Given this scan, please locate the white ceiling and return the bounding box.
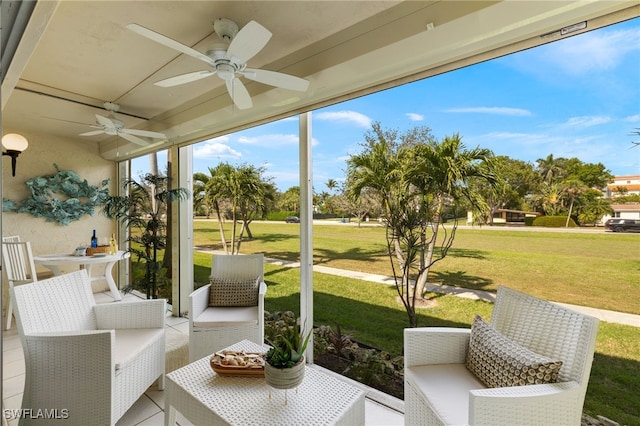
[2,1,638,161]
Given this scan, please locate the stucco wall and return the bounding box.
[2,130,119,319]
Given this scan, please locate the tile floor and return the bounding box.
[2,291,404,425]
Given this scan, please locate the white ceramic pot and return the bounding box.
[264,357,305,389]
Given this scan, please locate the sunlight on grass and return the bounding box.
[192,220,640,423]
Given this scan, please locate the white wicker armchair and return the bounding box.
[404,286,599,426]
[10,270,166,425]
[188,253,267,361]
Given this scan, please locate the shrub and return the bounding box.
[266,211,299,221]
[266,312,404,399]
[532,215,577,227]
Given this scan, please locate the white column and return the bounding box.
[176,145,194,317]
[299,112,314,363]
[116,160,130,290]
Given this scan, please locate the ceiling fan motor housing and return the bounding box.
[213,18,239,41]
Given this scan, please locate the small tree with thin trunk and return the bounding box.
[347,123,496,327]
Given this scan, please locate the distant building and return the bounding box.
[467,209,541,226]
[602,175,640,222]
[606,174,640,197]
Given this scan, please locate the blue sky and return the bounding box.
[135,17,640,192]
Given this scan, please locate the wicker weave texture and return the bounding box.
[403,286,599,426]
[166,340,365,425]
[10,270,166,425]
[189,254,267,361]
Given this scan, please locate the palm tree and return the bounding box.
[103,173,189,299]
[192,172,211,217]
[326,178,338,193]
[405,134,496,302]
[347,122,401,216]
[538,182,563,215]
[204,163,273,254]
[536,154,565,184]
[347,124,496,327]
[562,178,587,227]
[201,165,232,253]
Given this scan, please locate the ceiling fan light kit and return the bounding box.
[127,18,310,110]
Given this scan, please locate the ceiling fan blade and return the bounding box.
[95,114,115,128]
[122,128,167,139]
[226,20,271,64]
[226,78,252,110]
[155,70,215,87]
[242,68,310,92]
[118,132,150,147]
[79,130,105,136]
[127,23,215,67]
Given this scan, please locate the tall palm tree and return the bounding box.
[536,154,565,184]
[204,163,273,254]
[347,122,401,216]
[202,165,232,253]
[326,178,338,193]
[405,134,496,301]
[562,178,587,227]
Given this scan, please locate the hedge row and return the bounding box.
[532,215,577,227]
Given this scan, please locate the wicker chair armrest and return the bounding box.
[404,327,471,367]
[95,299,166,329]
[22,331,114,422]
[189,284,211,322]
[469,382,580,425]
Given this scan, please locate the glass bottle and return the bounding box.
[109,233,118,255]
[91,229,98,248]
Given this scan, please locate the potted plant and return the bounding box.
[264,318,312,390]
[102,173,189,299]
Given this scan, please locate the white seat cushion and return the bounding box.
[193,306,258,327]
[406,364,485,426]
[113,328,164,371]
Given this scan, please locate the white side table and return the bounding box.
[165,340,365,425]
[33,251,130,301]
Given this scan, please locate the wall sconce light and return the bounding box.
[2,133,29,177]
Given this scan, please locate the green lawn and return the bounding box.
[194,220,640,315]
[192,220,640,424]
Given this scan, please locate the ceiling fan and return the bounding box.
[79,102,167,146]
[127,18,310,110]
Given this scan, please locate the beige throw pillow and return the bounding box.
[208,276,260,307]
[465,315,563,388]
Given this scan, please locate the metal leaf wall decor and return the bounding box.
[2,164,110,225]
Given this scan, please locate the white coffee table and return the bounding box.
[165,340,365,425]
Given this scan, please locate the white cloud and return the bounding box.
[508,27,640,77]
[444,107,532,116]
[406,113,424,121]
[237,133,300,147]
[623,114,640,123]
[193,138,241,159]
[561,116,611,128]
[315,110,372,128]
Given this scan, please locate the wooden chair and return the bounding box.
[188,254,267,361]
[2,240,38,330]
